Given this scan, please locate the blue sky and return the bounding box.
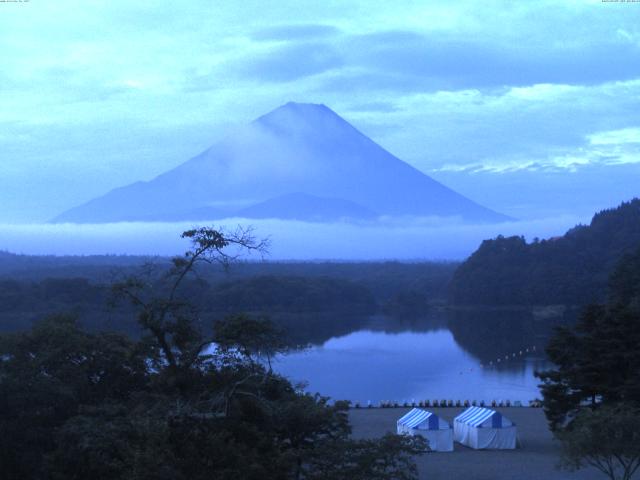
[0,0,639,223]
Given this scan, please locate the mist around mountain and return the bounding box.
[235,192,378,222]
[53,102,509,224]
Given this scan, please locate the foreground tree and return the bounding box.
[536,246,640,479]
[303,434,426,480]
[558,404,640,480]
[111,226,269,374]
[0,314,146,479]
[1,227,426,479]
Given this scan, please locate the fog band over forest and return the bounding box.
[0,214,582,259]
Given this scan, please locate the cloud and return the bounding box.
[251,24,340,41]
[588,127,640,145]
[0,215,583,260]
[231,42,343,82]
[431,122,640,175]
[313,20,640,94]
[346,78,640,173]
[430,162,640,220]
[343,100,399,113]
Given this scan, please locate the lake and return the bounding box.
[274,326,549,405]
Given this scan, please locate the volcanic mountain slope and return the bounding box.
[54,102,510,223]
[235,193,378,222]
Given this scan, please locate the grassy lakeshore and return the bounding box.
[349,407,602,480]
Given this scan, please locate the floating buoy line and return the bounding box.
[356,398,543,409]
[349,345,545,409]
[480,345,537,370]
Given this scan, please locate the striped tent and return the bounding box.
[397,408,453,452]
[454,406,517,450]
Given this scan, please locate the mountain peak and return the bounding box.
[254,101,348,134]
[259,101,333,119]
[53,102,511,224]
[280,101,331,113]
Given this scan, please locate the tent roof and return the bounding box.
[397,408,435,429]
[454,406,509,428]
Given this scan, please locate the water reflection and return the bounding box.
[276,309,565,404]
[275,328,549,405]
[445,306,578,364]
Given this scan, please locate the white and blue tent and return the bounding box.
[397,408,453,452]
[453,406,517,450]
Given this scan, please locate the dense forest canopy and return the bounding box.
[449,199,640,306]
[0,255,456,346]
[0,253,456,302]
[538,245,640,426]
[205,275,376,314]
[0,227,427,479]
[535,246,640,480]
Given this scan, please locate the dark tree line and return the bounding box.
[0,274,375,318]
[0,227,426,480]
[0,259,447,350]
[536,246,640,480]
[0,250,457,304]
[450,199,640,306]
[206,275,376,314]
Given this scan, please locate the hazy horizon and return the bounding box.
[0,213,585,260]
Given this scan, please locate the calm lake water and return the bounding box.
[274,328,549,405]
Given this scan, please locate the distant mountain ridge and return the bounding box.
[53,102,510,224]
[449,198,640,306]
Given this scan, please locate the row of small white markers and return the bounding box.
[351,345,543,408]
[355,399,543,408]
[481,345,537,368]
[452,345,538,376]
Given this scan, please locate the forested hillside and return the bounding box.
[449,199,640,306]
[0,253,456,300]
[0,258,456,344]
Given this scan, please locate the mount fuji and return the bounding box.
[53,102,510,224]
